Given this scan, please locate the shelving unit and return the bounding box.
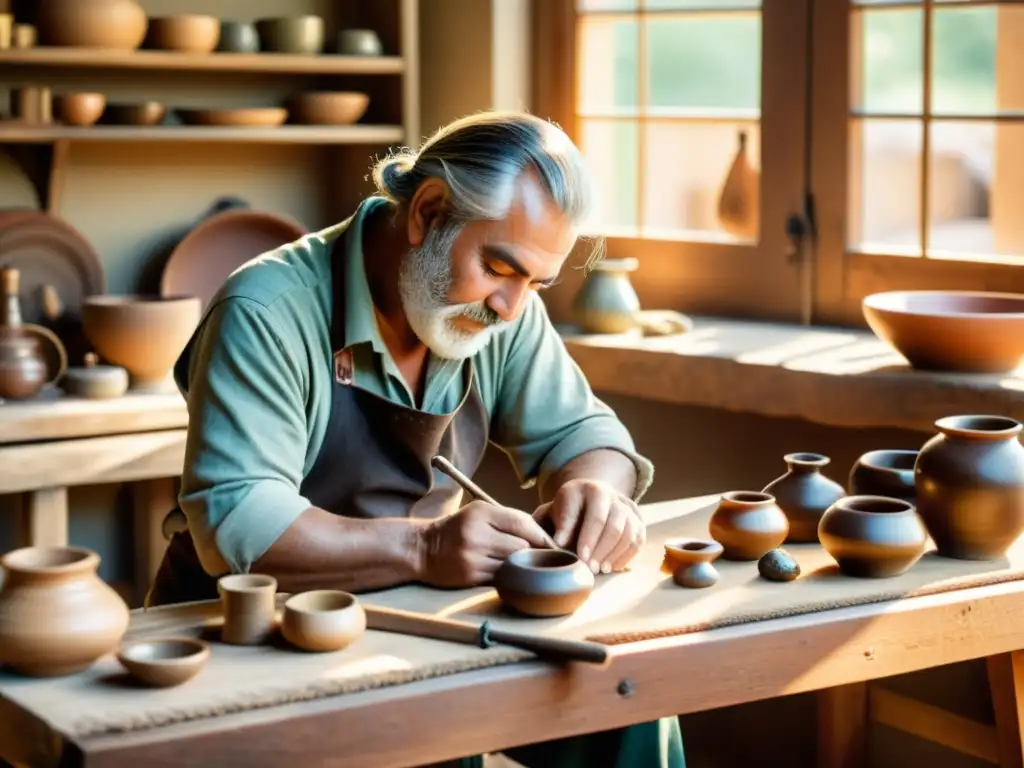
[0,124,406,144]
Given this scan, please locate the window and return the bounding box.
[533,0,1024,326]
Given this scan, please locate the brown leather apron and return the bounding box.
[146,233,490,607]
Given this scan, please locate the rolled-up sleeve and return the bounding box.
[178,297,312,575]
[489,294,654,502]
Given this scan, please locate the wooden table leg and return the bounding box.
[818,682,868,768]
[132,477,177,605]
[988,652,1024,768]
[16,487,68,548]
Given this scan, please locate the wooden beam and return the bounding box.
[818,683,868,768]
[988,652,1024,768]
[15,487,68,548]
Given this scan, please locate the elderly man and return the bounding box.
[149,111,685,767]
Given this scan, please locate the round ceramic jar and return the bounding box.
[493,548,595,617]
[818,495,927,578]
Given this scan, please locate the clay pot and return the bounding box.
[762,452,846,543]
[59,352,128,399]
[81,294,201,390]
[36,0,148,50]
[717,130,760,239]
[571,257,641,334]
[849,449,918,502]
[709,491,790,561]
[288,92,370,126]
[145,15,221,54]
[0,546,130,676]
[0,268,68,400]
[217,21,259,53]
[255,16,325,54]
[56,92,106,127]
[915,415,1024,560]
[281,590,366,652]
[336,28,383,56]
[664,538,723,588]
[116,637,209,687]
[818,496,928,578]
[493,548,595,617]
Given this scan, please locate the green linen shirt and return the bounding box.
[174,197,655,576]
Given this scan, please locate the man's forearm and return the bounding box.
[251,507,427,593]
[540,448,638,503]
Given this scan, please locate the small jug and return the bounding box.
[572,257,641,334]
[0,267,67,400]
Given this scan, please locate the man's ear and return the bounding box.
[407,178,450,247]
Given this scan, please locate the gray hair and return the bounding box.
[371,111,603,265]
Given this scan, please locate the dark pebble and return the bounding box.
[758,548,800,582]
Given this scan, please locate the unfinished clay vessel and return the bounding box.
[665,538,723,588]
[709,491,789,561]
[0,546,130,676]
[849,449,918,502]
[281,590,366,652]
[116,637,210,687]
[915,415,1024,560]
[818,496,927,578]
[762,453,846,543]
[494,548,594,617]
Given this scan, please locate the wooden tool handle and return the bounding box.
[486,626,609,666]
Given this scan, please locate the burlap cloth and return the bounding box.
[3,494,1023,739]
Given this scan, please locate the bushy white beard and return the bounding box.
[397,222,509,360]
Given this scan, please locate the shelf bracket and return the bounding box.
[4,138,70,217]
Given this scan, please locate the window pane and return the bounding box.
[642,122,760,240]
[577,0,637,10]
[848,119,922,254]
[854,8,923,114]
[578,18,638,114]
[928,121,1024,264]
[580,120,640,235]
[933,6,1024,115]
[646,14,761,111]
[644,0,760,8]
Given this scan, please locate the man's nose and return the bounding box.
[487,282,530,323]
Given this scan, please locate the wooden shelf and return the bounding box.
[0,48,406,75]
[0,124,405,144]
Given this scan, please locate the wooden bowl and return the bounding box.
[145,15,220,53]
[104,102,165,126]
[255,16,324,54]
[289,92,369,126]
[81,294,201,390]
[863,290,1024,374]
[493,548,595,617]
[281,590,366,652]
[116,637,210,687]
[56,92,105,126]
[178,108,288,127]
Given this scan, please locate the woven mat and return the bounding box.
[2,494,1023,739]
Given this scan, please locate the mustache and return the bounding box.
[457,302,504,327]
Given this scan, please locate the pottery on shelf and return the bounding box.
[493,548,595,617]
[0,267,67,400]
[717,130,760,239]
[571,257,641,335]
[849,449,918,502]
[59,352,129,399]
[281,590,367,652]
[218,574,278,646]
[144,15,221,54]
[56,92,106,127]
[762,452,846,543]
[0,546,130,676]
[818,495,928,578]
[709,491,789,561]
[915,415,1024,560]
[255,16,325,54]
[216,21,259,52]
[336,28,383,56]
[665,538,724,588]
[36,0,148,50]
[116,637,210,687]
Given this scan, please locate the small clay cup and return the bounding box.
[116,637,210,687]
[217,21,259,52]
[665,538,724,588]
[849,449,918,502]
[218,574,277,645]
[709,491,789,561]
[335,28,382,56]
[255,16,324,54]
[818,495,928,578]
[493,548,595,617]
[281,590,366,652]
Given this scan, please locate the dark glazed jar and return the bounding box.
[915,415,1024,560]
[849,449,918,502]
[818,496,927,578]
[762,453,846,543]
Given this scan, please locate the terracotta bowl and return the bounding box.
[281,590,367,653]
[493,548,595,617]
[145,15,220,53]
[288,92,369,126]
[255,16,324,54]
[116,637,210,687]
[863,290,1024,374]
[818,495,928,578]
[81,294,202,390]
[178,108,288,127]
[56,92,106,126]
[848,449,918,501]
[104,102,165,126]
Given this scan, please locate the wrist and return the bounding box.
[402,518,432,582]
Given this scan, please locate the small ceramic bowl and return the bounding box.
[217,20,259,52]
[59,352,128,399]
[145,15,221,53]
[104,102,166,126]
[56,92,105,126]
[664,537,724,588]
[281,590,367,652]
[335,28,382,56]
[255,16,324,54]
[116,637,210,687]
[818,495,928,578]
[288,91,369,126]
[493,548,595,617]
[848,449,918,502]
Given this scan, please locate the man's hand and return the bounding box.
[417,501,556,588]
[533,479,645,574]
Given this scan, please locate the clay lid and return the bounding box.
[65,352,126,382]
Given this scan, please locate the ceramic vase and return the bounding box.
[709,491,789,561]
[664,538,724,588]
[571,257,641,334]
[818,496,927,578]
[0,546,130,676]
[493,548,594,617]
[36,0,148,50]
[848,449,918,502]
[915,415,1024,560]
[762,452,846,543]
[717,130,760,239]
